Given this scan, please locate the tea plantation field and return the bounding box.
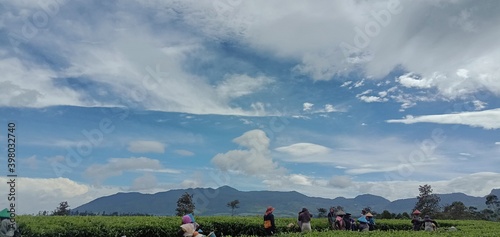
[15,215,499,237]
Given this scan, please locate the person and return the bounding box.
[361,209,367,216]
[0,208,19,237]
[263,206,276,236]
[327,207,336,230]
[422,215,438,231]
[178,214,203,237]
[343,213,354,231]
[365,212,375,231]
[334,210,346,230]
[411,210,423,231]
[357,216,369,232]
[298,208,312,232]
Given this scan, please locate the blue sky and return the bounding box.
[1,0,500,214]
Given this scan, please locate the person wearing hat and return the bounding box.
[357,216,369,232]
[423,215,438,231]
[0,208,19,237]
[334,210,346,230]
[343,213,354,231]
[263,206,276,236]
[411,210,423,231]
[365,212,375,231]
[178,214,204,237]
[298,208,313,232]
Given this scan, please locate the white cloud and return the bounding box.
[328,176,354,189]
[303,102,314,111]
[472,100,487,110]
[356,89,390,103]
[21,155,38,169]
[262,172,500,202]
[0,59,89,108]
[127,140,165,153]
[288,174,313,186]
[211,129,285,177]
[175,149,195,156]
[397,72,433,89]
[459,152,472,157]
[174,1,500,99]
[353,80,365,88]
[275,143,331,157]
[273,134,466,179]
[387,108,500,129]
[358,95,388,103]
[130,173,158,191]
[215,74,273,100]
[302,103,341,114]
[0,1,274,116]
[4,1,500,115]
[3,1,500,115]
[0,177,119,215]
[340,81,352,87]
[84,157,178,184]
[324,104,336,112]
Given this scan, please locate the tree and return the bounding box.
[52,201,70,216]
[380,210,392,219]
[485,194,500,220]
[414,184,441,216]
[467,206,481,220]
[442,201,467,219]
[317,208,327,218]
[227,199,240,216]
[176,192,195,216]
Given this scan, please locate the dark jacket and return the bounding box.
[264,213,276,232]
[298,210,312,223]
[411,217,422,231]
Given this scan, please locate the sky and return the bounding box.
[1,0,500,215]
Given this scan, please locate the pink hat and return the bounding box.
[182,215,191,224]
[265,206,275,215]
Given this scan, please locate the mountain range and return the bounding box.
[73,186,500,217]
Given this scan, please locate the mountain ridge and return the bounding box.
[73,186,500,217]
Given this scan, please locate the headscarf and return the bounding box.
[182,215,192,224]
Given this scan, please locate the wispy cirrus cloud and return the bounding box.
[127,140,166,153]
[84,157,179,185]
[387,108,500,129]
